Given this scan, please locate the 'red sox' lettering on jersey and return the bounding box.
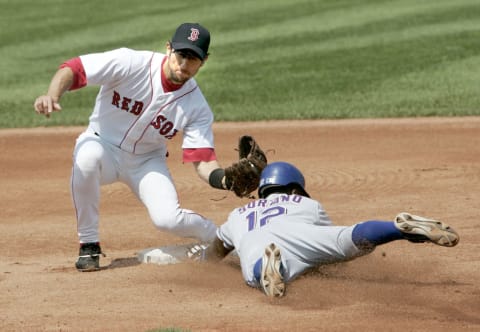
[110,90,177,139]
[80,47,214,155]
[150,114,178,139]
[111,90,144,116]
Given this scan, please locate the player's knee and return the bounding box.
[74,139,104,174]
[150,210,179,232]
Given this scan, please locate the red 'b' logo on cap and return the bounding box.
[188,28,200,41]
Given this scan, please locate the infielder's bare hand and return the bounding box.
[34,95,62,118]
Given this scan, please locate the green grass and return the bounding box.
[1,0,480,127]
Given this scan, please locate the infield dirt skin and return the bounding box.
[1,118,479,332]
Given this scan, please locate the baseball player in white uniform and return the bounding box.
[197,162,460,297]
[33,23,239,271]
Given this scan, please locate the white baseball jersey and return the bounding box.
[70,47,218,244]
[80,47,214,155]
[217,193,363,286]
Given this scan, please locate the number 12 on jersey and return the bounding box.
[245,206,287,231]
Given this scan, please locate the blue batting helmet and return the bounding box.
[258,162,310,198]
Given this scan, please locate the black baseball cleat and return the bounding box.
[75,242,105,271]
[395,212,459,247]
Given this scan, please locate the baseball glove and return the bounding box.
[224,135,268,198]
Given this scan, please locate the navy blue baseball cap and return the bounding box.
[171,23,210,60]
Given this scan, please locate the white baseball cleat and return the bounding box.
[260,243,285,297]
[395,212,459,247]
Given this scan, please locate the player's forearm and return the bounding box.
[195,160,220,183]
[46,67,74,101]
[34,67,74,116]
[195,160,232,190]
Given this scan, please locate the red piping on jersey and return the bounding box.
[118,52,156,149]
[133,84,200,153]
[71,164,80,233]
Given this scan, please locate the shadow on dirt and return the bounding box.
[102,257,141,270]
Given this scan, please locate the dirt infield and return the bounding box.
[1,118,479,332]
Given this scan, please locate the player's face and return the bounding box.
[165,43,205,84]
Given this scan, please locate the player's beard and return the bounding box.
[168,70,189,85]
[165,59,190,85]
